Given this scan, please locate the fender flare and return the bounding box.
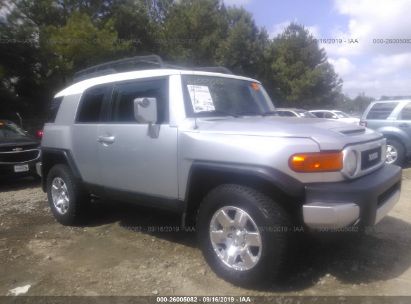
[40,148,82,191]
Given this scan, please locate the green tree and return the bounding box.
[215,7,268,77]
[44,11,129,80]
[160,0,226,65]
[266,23,342,107]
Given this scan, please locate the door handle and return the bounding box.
[399,123,409,128]
[97,135,115,144]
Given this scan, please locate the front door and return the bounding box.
[98,77,178,199]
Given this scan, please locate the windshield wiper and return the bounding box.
[211,110,240,118]
[261,110,279,116]
[233,111,261,116]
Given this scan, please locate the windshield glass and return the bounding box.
[182,75,275,117]
[0,120,27,139]
[296,110,316,118]
[333,111,349,118]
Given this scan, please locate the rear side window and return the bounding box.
[47,97,63,123]
[77,86,110,123]
[312,112,323,118]
[324,112,338,119]
[366,102,398,120]
[399,103,411,120]
[109,78,168,123]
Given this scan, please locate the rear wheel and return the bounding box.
[46,164,89,225]
[197,184,291,286]
[386,139,405,166]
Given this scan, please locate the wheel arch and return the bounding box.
[182,161,305,227]
[41,148,82,192]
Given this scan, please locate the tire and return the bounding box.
[197,184,291,286]
[46,164,89,225]
[386,139,405,166]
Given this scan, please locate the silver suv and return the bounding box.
[41,56,402,285]
[361,100,411,166]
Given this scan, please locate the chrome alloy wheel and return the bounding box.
[386,144,398,164]
[51,177,70,215]
[209,206,262,271]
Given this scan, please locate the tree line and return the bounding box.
[0,0,370,122]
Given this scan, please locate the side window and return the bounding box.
[47,96,63,123]
[77,86,109,123]
[110,78,168,123]
[324,112,335,119]
[366,102,398,120]
[399,103,411,120]
[312,112,323,118]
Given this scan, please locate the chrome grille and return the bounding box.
[0,149,40,164]
[342,139,385,179]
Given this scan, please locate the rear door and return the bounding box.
[98,77,179,199]
[71,85,112,186]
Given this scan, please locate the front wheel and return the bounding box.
[197,184,291,286]
[386,139,405,166]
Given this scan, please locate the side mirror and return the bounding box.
[134,97,157,124]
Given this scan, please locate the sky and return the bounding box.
[224,0,411,99]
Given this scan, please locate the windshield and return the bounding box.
[333,111,350,118]
[182,75,275,117]
[296,110,316,118]
[0,120,27,139]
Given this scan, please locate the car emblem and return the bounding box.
[12,147,23,152]
[368,152,378,161]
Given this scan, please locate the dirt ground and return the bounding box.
[0,167,411,296]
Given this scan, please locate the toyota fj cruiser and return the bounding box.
[41,55,402,285]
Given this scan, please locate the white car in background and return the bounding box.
[309,110,360,124]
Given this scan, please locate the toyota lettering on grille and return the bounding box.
[361,147,382,170]
[368,152,379,162]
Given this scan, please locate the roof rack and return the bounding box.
[73,55,232,83]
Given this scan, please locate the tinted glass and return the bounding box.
[311,112,323,118]
[110,79,168,123]
[366,102,398,120]
[182,75,274,117]
[77,86,108,123]
[399,103,411,120]
[324,112,336,119]
[0,120,27,139]
[47,97,63,123]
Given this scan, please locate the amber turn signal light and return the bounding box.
[289,152,343,173]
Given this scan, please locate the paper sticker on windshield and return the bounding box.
[187,85,215,113]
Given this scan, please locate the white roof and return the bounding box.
[55,69,259,98]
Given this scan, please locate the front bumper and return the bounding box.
[303,164,402,229]
[0,160,41,178]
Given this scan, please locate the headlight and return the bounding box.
[343,149,358,177]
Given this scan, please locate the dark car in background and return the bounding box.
[360,100,411,166]
[0,120,41,179]
[275,108,317,118]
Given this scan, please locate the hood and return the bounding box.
[193,116,382,150]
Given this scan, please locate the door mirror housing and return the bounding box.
[134,97,158,124]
